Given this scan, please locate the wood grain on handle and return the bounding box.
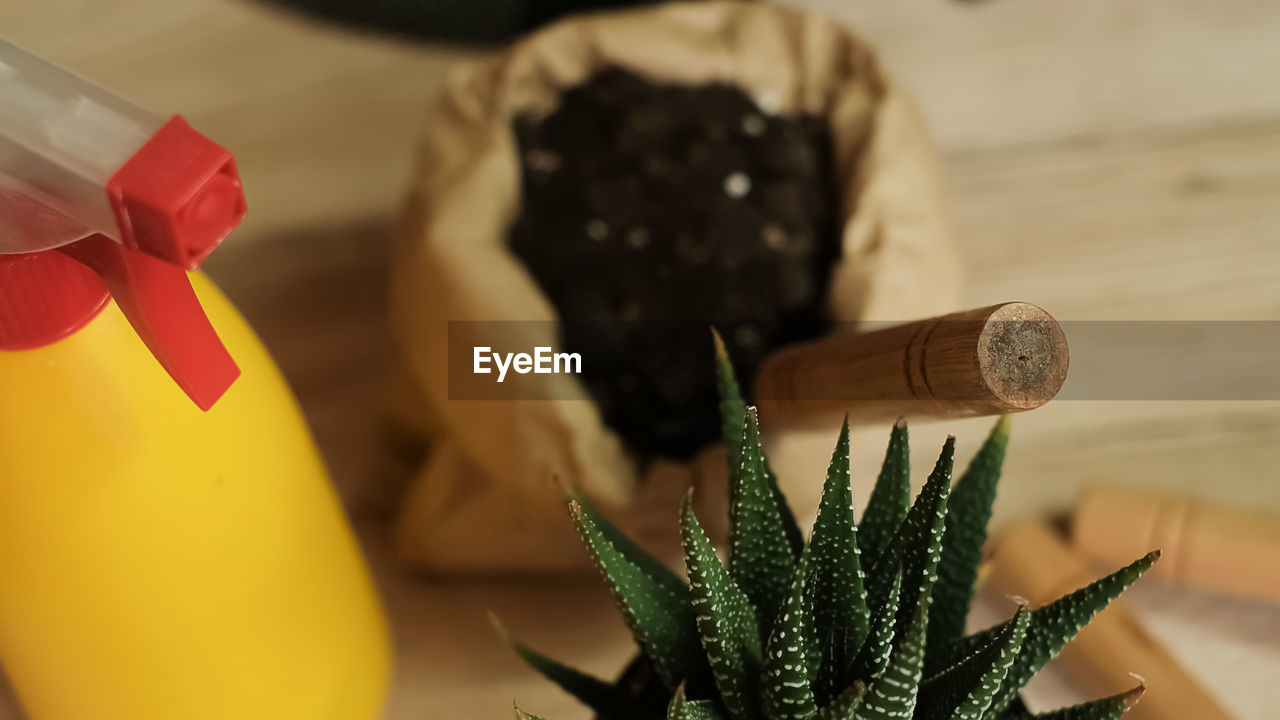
[754,302,1069,429]
[987,519,1233,720]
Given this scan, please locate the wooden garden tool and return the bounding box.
[1074,485,1280,606]
[755,301,1069,429]
[987,519,1233,720]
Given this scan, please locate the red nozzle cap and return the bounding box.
[107,115,247,270]
[0,237,239,410]
[0,251,109,350]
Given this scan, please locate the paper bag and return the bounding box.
[389,1,960,573]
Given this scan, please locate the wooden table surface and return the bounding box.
[2,0,1278,718]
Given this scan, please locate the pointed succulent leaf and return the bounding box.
[570,501,705,690]
[1001,684,1144,720]
[930,417,1011,655]
[668,682,731,720]
[806,419,870,706]
[713,328,749,475]
[813,680,867,720]
[959,552,1161,715]
[729,408,799,626]
[575,493,689,603]
[681,495,763,720]
[759,552,817,720]
[848,568,901,686]
[514,705,550,720]
[873,437,954,641]
[915,604,1029,720]
[858,419,910,566]
[714,333,803,558]
[498,620,648,720]
[828,596,929,720]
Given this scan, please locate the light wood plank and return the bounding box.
[4,0,1280,242]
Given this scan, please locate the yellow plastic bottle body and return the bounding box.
[0,274,390,720]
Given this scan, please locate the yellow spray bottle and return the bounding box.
[0,39,390,720]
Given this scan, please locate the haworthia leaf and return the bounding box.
[915,604,1029,720]
[514,704,550,720]
[930,417,1011,656]
[729,408,799,628]
[828,596,930,720]
[848,568,901,686]
[681,495,763,720]
[858,419,910,567]
[875,437,954,642]
[575,493,689,604]
[1001,684,1144,720]
[806,419,870,706]
[669,682,731,720]
[759,552,817,720]
[813,680,867,720]
[497,619,647,720]
[964,552,1161,715]
[570,501,705,690]
[713,328,749,478]
[713,332,804,558]
[1002,697,1031,717]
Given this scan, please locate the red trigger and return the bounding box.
[61,235,239,411]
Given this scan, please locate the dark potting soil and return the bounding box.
[509,67,843,461]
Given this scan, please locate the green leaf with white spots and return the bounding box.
[827,596,930,720]
[575,493,689,604]
[1000,684,1144,720]
[952,551,1161,715]
[859,420,910,567]
[516,349,1164,720]
[813,680,868,720]
[915,604,1029,720]
[759,552,817,720]
[681,494,763,720]
[729,408,799,629]
[805,418,870,706]
[713,329,749,476]
[930,417,1011,656]
[848,568,901,686]
[570,500,705,691]
[819,676,870,717]
[714,333,804,558]
[873,437,954,642]
[669,682,731,720]
[498,618,649,720]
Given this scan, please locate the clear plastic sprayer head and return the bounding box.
[0,38,164,254]
[0,37,245,410]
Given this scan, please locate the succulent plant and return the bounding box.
[503,338,1157,720]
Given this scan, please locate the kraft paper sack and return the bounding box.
[389,1,961,573]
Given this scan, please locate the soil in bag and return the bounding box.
[509,67,844,461]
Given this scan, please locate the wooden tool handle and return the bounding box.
[987,519,1233,720]
[1074,485,1280,605]
[754,302,1069,429]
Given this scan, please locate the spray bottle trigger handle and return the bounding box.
[61,234,239,411]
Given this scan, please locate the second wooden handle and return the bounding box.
[987,520,1233,720]
[755,302,1069,428]
[1074,485,1280,605]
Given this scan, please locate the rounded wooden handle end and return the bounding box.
[755,301,1069,428]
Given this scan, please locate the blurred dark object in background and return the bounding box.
[258,0,679,44]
